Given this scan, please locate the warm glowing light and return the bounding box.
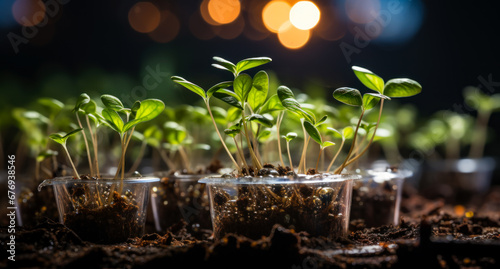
[289,1,320,30]
[200,0,220,25]
[12,0,46,27]
[148,10,180,43]
[128,2,161,33]
[465,211,474,218]
[454,205,465,216]
[262,1,291,33]
[345,0,380,24]
[208,0,241,24]
[215,16,245,40]
[278,21,310,49]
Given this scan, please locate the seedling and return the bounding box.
[49,128,83,178]
[282,132,297,171]
[332,66,421,174]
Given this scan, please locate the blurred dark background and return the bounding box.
[1,0,499,157]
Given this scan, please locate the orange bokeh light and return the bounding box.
[208,0,241,24]
[128,2,161,33]
[278,21,310,49]
[215,16,245,40]
[262,1,291,33]
[148,10,180,43]
[12,0,46,27]
[200,0,220,26]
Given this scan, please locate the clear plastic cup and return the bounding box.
[150,172,213,232]
[200,173,357,240]
[38,176,159,244]
[350,169,412,228]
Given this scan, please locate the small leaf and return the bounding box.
[247,114,273,128]
[326,127,342,139]
[257,128,272,142]
[352,66,385,93]
[207,81,233,99]
[303,121,322,146]
[22,111,49,124]
[384,78,422,97]
[226,107,242,122]
[362,93,381,111]
[343,126,355,139]
[333,87,363,107]
[123,99,165,132]
[38,98,64,114]
[132,131,145,141]
[235,57,272,75]
[81,99,97,114]
[102,108,124,134]
[73,93,90,113]
[171,76,206,100]
[316,115,328,126]
[281,99,315,124]
[213,90,243,110]
[36,149,58,162]
[277,85,295,102]
[322,141,335,148]
[285,132,297,142]
[212,56,237,74]
[233,73,253,101]
[49,128,83,145]
[131,101,141,114]
[101,94,124,111]
[259,94,284,113]
[164,121,187,145]
[224,128,240,137]
[248,71,269,111]
[193,143,211,151]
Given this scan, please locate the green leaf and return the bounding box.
[322,141,335,148]
[131,101,141,114]
[73,93,90,113]
[333,87,363,107]
[277,85,295,102]
[123,99,165,132]
[281,99,315,124]
[36,149,58,162]
[224,128,240,137]
[257,128,272,142]
[226,107,242,123]
[259,94,284,113]
[38,98,64,114]
[384,78,422,97]
[233,73,253,101]
[207,81,233,99]
[303,121,322,146]
[132,131,145,141]
[316,115,328,126]
[248,71,269,111]
[22,111,49,124]
[164,121,187,145]
[171,76,206,100]
[212,56,237,74]
[343,126,355,139]
[284,132,297,142]
[213,90,243,110]
[49,128,83,145]
[102,108,124,134]
[247,114,273,128]
[81,99,97,114]
[101,94,124,111]
[326,127,342,139]
[352,66,385,93]
[362,93,381,111]
[235,57,272,75]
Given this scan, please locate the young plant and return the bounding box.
[49,128,83,178]
[282,132,297,171]
[332,66,422,174]
[172,56,274,172]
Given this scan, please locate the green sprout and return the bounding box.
[332,66,421,174]
[49,128,83,178]
[282,132,297,171]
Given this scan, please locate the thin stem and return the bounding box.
[335,109,366,174]
[315,147,323,171]
[205,100,240,170]
[114,136,125,180]
[276,112,285,167]
[342,99,385,170]
[93,127,100,178]
[178,146,191,172]
[327,139,345,173]
[127,141,147,175]
[159,148,177,171]
[76,113,93,176]
[252,125,263,163]
[121,127,136,181]
[469,109,491,159]
[286,141,294,171]
[297,121,308,174]
[85,115,99,177]
[62,145,79,178]
[233,136,249,169]
[241,112,262,170]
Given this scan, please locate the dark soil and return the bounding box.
[3,186,499,268]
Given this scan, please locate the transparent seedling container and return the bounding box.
[39,176,158,244]
[201,173,357,240]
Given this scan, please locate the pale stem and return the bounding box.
[241,112,262,170]
[76,113,94,176]
[178,145,191,172]
[469,109,491,159]
[127,141,147,175]
[85,115,99,177]
[326,139,345,173]
[276,112,285,167]
[315,146,323,171]
[233,136,249,169]
[159,148,177,171]
[286,141,294,171]
[334,109,366,174]
[62,144,79,178]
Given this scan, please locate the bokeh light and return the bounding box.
[345,0,380,24]
[278,21,310,49]
[1,0,17,28]
[262,1,291,33]
[200,0,220,26]
[128,2,161,33]
[215,16,245,39]
[148,10,180,43]
[289,1,320,30]
[12,0,46,27]
[208,0,241,24]
[316,6,346,41]
[189,11,218,40]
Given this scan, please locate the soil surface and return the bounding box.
[2,184,500,268]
